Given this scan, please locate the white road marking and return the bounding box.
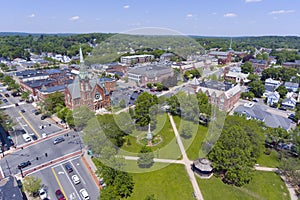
[0,165,4,178]
[51,156,81,169]
[60,164,81,199]
[58,171,64,175]
[70,160,86,185]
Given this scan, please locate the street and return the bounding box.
[30,157,100,200]
[0,131,82,177]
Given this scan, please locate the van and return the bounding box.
[22,134,32,142]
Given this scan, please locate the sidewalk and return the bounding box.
[81,151,102,189]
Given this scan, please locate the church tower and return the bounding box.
[78,47,92,108]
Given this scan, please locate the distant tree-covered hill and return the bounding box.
[0,32,299,61]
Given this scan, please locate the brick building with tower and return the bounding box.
[64,48,110,111]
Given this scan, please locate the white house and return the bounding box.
[267,91,280,106]
[265,78,281,92]
[281,97,297,109]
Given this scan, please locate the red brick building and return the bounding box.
[64,48,111,111]
[196,81,241,111]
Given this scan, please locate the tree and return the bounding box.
[44,91,65,114]
[23,176,42,196]
[180,123,192,139]
[134,92,158,127]
[138,146,154,168]
[247,73,260,82]
[73,106,95,130]
[248,80,265,98]
[208,125,256,186]
[95,160,134,200]
[119,98,126,108]
[155,83,163,91]
[146,83,153,89]
[21,91,30,100]
[276,85,288,98]
[241,61,254,74]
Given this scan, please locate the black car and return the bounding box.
[53,137,65,145]
[15,103,19,107]
[65,164,73,173]
[4,94,9,97]
[18,161,31,169]
[2,99,7,103]
[41,115,47,120]
[30,134,38,141]
[20,109,25,113]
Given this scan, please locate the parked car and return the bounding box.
[29,133,38,141]
[41,115,47,120]
[79,189,89,200]
[2,99,7,103]
[20,109,25,113]
[53,137,65,145]
[72,175,80,185]
[65,164,73,173]
[18,161,31,169]
[22,133,32,142]
[55,189,66,200]
[4,93,9,97]
[39,188,47,200]
[15,103,19,106]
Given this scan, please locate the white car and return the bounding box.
[72,174,80,185]
[22,133,31,142]
[39,188,47,200]
[42,133,47,138]
[79,189,89,200]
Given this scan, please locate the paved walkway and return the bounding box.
[168,113,204,200]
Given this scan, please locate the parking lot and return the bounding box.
[0,88,64,147]
[30,156,100,200]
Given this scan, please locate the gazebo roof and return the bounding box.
[193,158,213,172]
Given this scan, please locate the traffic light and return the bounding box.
[45,153,48,157]
[36,157,39,160]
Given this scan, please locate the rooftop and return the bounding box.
[234,104,292,130]
[0,176,23,200]
[128,65,173,78]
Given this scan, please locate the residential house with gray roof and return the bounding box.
[234,103,293,130]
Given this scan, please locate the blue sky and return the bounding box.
[1,0,299,36]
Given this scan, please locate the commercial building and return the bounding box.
[127,65,174,86]
[120,54,154,64]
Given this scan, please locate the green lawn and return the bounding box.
[256,149,280,168]
[127,163,195,200]
[197,171,289,200]
[119,114,181,159]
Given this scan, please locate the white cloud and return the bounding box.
[269,10,294,15]
[245,0,262,3]
[123,5,130,9]
[28,13,35,18]
[186,13,193,18]
[69,16,80,21]
[224,13,237,17]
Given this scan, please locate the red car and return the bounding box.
[55,190,66,200]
